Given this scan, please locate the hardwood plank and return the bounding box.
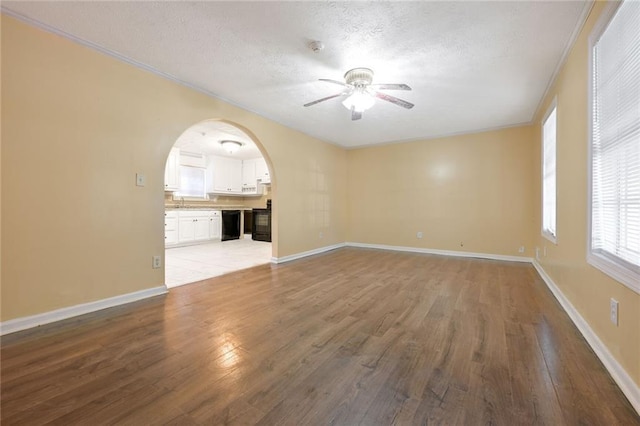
[1,248,637,425]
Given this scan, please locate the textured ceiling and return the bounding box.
[2,1,590,148]
[175,121,263,161]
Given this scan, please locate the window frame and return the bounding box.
[586,0,640,294]
[541,98,558,244]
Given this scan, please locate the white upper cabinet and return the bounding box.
[164,147,180,191]
[242,159,258,194]
[204,155,268,195]
[207,156,243,194]
[255,158,270,184]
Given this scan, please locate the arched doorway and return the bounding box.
[162,119,276,288]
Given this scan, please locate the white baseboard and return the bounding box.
[271,243,346,264]
[0,286,168,336]
[532,261,640,414]
[345,242,533,263]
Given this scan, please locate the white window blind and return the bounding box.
[176,166,206,198]
[589,0,640,292]
[542,105,557,242]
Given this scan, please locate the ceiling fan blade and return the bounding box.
[370,83,411,91]
[303,93,345,107]
[319,78,348,87]
[373,91,414,109]
[351,109,362,121]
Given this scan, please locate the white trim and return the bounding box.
[344,121,532,150]
[586,0,640,295]
[0,286,168,336]
[271,243,346,264]
[542,231,557,245]
[587,252,640,295]
[534,0,594,119]
[345,242,532,263]
[532,261,640,415]
[541,98,558,245]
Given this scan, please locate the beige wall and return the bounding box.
[531,1,639,387]
[1,15,348,321]
[347,126,535,258]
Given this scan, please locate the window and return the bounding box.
[175,166,206,198]
[588,0,640,293]
[542,102,557,243]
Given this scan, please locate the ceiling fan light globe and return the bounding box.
[341,92,375,112]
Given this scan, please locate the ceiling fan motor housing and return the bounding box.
[344,68,374,87]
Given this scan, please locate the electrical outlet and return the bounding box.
[152,255,161,269]
[319,231,323,239]
[518,246,525,253]
[416,231,423,239]
[610,298,618,326]
[535,247,540,260]
[136,173,146,187]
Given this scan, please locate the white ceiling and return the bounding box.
[2,1,591,148]
[175,121,263,161]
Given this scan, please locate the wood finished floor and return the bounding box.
[1,248,638,425]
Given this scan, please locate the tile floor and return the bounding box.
[165,235,272,288]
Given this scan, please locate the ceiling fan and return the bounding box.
[304,68,414,121]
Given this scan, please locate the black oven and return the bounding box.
[252,208,271,242]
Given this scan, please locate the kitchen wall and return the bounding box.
[347,125,535,258]
[163,190,271,209]
[1,15,348,321]
[531,1,639,388]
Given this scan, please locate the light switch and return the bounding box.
[136,173,146,187]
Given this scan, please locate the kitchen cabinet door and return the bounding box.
[164,147,180,191]
[209,156,243,194]
[179,212,210,243]
[255,158,270,183]
[209,211,221,239]
[242,159,257,194]
[165,211,178,246]
[194,217,209,241]
[228,159,243,192]
[178,217,196,242]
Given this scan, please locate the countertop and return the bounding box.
[164,205,255,211]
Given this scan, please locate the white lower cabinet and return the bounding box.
[164,211,178,245]
[166,210,222,247]
[194,215,210,241]
[209,211,221,240]
[178,216,196,243]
